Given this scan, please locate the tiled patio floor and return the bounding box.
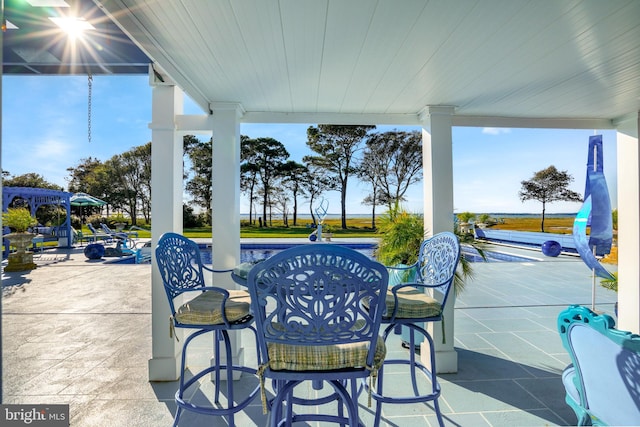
[1,240,618,426]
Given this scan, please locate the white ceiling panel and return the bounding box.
[97,0,640,126]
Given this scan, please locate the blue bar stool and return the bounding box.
[367,231,460,427]
[247,244,389,426]
[155,232,260,426]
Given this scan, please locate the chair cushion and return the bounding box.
[381,287,442,319]
[267,336,386,371]
[175,289,251,325]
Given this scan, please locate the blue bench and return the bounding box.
[558,305,640,426]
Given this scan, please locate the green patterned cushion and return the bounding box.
[382,287,442,319]
[175,289,251,325]
[267,336,386,371]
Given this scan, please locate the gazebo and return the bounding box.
[2,187,73,248]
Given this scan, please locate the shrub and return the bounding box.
[457,212,476,223]
[2,208,38,232]
[86,214,107,228]
[108,214,129,227]
[376,206,425,265]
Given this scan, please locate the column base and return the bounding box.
[148,356,181,381]
[420,343,458,374]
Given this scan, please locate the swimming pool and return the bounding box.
[198,243,538,264]
[200,243,376,264]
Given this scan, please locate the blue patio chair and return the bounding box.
[155,232,260,427]
[247,244,389,426]
[100,223,139,239]
[558,305,640,426]
[366,231,460,427]
[86,223,112,242]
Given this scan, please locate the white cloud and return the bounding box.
[482,127,511,135]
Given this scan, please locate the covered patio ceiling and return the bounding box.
[3,1,640,127]
[91,0,640,127]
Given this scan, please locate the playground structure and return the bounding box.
[308,198,329,242]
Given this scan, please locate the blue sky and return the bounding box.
[3,75,618,216]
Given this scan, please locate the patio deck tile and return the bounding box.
[481,409,569,427]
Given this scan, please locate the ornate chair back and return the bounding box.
[247,244,388,363]
[415,231,460,310]
[155,232,207,315]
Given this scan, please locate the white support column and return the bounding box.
[616,112,640,334]
[148,84,184,381]
[211,103,242,273]
[211,102,245,374]
[421,105,457,373]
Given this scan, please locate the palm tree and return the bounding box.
[376,205,484,294]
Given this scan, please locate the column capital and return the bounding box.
[418,105,456,122]
[614,110,640,138]
[210,102,245,118]
[148,64,176,86]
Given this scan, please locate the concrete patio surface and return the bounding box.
[1,239,618,426]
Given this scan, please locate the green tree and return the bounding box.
[305,124,375,229]
[279,161,308,226]
[240,135,260,225]
[361,130,423,212]
[183,203,202,228]
[299,166,335,226]
[102,143,151,225]
[66,158,111,218]
[68,159,111,199]
[2,173,62,190]
[519,165,582,232]
[245,137,289,226]
[184,136,213,221]
[357,150,383,229]
[67,157,104,194]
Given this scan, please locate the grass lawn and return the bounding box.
[60,215,580,241]
[183,215,576,238]
[489,216,575,233]
[185,217,378,239]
